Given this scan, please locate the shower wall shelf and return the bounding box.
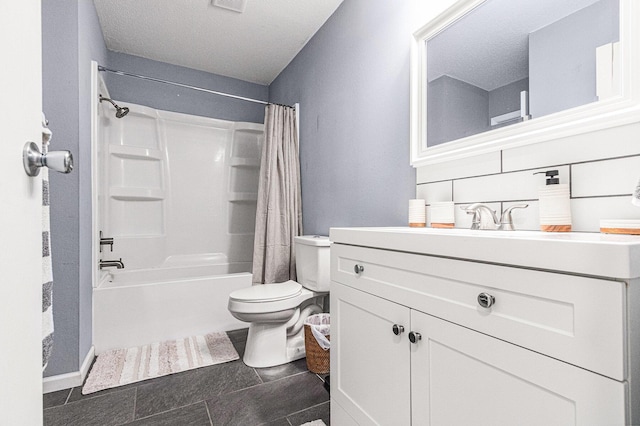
[230,158,260,168]
[109,145,163,161]
[110,187,165,201]
[228,192,258,202]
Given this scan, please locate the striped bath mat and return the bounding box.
[82,332,239,394]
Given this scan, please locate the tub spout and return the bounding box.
[99,258,125,269]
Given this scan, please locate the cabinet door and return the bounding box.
[410,310,626,426]
[331,282,411,426]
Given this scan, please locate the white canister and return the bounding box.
[536,170,571,232]
[430,201,455,228]
[408,199,426,227]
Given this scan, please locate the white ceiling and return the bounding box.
[93,0,344,85]
[427,0,604,91]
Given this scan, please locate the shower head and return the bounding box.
[99,95,129,118]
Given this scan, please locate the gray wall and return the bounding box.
[427,76,529,146]
[106,52,268,124]
[42,0,108,377]
[428,76,490,146]
[42,0,81,377]
[529,0,619,118]
[268,0,416,235]
[488,78,529,118]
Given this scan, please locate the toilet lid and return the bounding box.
[229,280,302,303]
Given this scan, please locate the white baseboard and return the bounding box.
[43,346,95,394]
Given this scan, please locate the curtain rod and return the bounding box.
[98,65,279,107]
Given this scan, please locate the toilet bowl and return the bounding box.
[228,236,330,368]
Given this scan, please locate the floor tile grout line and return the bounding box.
[285,400,330,420]
[64,388,73,405]
[45,386,135,409]
[253,367,265,384]
[132,400,211,422]
[205,400,215,426]
[132,387,137,422]
[226,369,312,397]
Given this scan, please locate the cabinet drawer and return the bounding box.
[331,243,626,381]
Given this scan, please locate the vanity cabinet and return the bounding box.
[329,229,638,426]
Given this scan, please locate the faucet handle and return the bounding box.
[499,204,529,230]
[460,205,481,229]
[462,203,500,230]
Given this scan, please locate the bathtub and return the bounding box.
[93,263,252,353]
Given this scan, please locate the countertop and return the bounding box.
[329,227,640,279]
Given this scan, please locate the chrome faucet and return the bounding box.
[462,203,528,230]
[99,231,114,252]
[99,258,125,269]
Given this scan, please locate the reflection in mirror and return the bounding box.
[426,0,619,147]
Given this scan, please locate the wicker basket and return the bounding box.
[304,324,330,374]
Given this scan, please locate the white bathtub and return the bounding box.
[93,264,252,353]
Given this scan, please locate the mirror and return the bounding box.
[410,0,636,166]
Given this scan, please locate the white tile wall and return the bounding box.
[416,181,452,203]
[502,122,640,172]
[416,123,640,233]
[453,165,570,203]
[572,156,640,197]
[416,151,501,184]
[572,196,640,232]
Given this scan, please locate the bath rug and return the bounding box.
[300,420,326,426]
[82,332,239,394]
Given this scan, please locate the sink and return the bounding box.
[329,226,640,279]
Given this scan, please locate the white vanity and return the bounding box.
[329,227,640,425]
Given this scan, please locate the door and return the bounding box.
[410,310,626,426]
[0,0,44,424]
[331,282,411,426]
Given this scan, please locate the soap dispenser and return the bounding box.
[534,170,571,232]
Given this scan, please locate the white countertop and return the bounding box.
[329,227,640,279]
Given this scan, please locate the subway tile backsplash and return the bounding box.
[572,155,640,198]
[416,128,640,232]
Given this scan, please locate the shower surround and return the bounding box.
[94,98,262,353]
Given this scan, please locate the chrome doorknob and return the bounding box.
[477,292,495,308]
[23,141,73,177]
[392,324,405,335]
[354,264,364,274]
[408,331,422,344]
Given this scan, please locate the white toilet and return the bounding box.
[228,235,330,368]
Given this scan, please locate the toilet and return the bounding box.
[228,235,330,368]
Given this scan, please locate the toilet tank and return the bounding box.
[295,235,331,292]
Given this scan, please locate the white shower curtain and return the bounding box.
[252,104,302,284]
[42,114,54,370]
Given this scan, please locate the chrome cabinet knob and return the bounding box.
[408,331,422,344]
[477,292,495,308]
[392,324,405,335]
[354,264,364,274]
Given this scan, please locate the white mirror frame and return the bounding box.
[410,0,640,167]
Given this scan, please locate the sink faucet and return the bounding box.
[462,203,528,230]
[99,258,125,269]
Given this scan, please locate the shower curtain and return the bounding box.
[42,114,54,370]
[252,104,302,284]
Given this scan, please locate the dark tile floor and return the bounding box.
[43,329,330,426]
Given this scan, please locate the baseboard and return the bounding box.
[43,346,95,394]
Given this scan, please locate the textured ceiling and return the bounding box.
[93,0,344,85]
[427,0,604,91]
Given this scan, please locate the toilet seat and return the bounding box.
[229,280,302,303]
[228,281,314,315]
